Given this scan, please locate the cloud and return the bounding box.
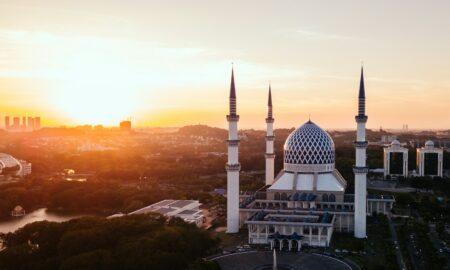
[0,29,210,81]
[296,29,356,41]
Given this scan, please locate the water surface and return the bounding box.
[0,208,85,233]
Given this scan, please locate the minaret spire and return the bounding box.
[229,67,237,116]
[358,66,366,116]
[354,66,368,238]
[226,66,240,233]
[265,84,275,186]
[267,84,273,119]
[359,66,365,98]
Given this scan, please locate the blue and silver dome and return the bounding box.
[283,121,335,173]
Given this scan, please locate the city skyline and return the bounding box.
[1,0,450,129]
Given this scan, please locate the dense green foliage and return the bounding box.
[0,175,225,219]
[408,176,450,193]
[0,214,219,270]
[390,177,450,222]
[331,214,397,270]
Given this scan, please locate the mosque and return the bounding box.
[225,67,395,251]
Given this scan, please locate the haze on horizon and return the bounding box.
[0,0,449,130]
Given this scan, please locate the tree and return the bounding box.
[0,215,218,270]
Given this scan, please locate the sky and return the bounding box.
[0,0,449,130]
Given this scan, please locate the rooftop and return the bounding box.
[247,210,334,225]
[127,199,204,226]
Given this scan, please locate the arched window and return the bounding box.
[274,192,280,200]
[329,194,336,202]
[281,193,288,200]
[322,194,329,202]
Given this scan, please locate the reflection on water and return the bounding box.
[0,208,85,233]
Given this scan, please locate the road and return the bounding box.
[428,223,450,270]
[405,233,424,270]
[387,215,406,270]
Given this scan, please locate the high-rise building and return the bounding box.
[4,116,10,129]
[120,120,132,131]
[22,117,26,130]
[13,117,20,130]
[384,140,408,178]
[34,117,41,130]
[4,115,41,131]
[27,117,35,131]
[416,141,443,177]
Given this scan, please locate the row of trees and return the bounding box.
[405,176,450,192]
[0,176,222,219]
[0,214,219,270]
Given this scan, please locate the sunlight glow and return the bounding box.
[0,1,450,129]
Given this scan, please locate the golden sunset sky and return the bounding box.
[0,0,449,129]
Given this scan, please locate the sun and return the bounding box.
[56,86,136,126]
[55,66,138,126]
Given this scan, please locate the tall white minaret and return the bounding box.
[226,67,240,233]
[354,66,368,238]
[265,85,275,186]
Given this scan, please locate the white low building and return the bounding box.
[129,200,204,227]
[19,160,32,177]
[416,140,443,177]
[383,140,408,178]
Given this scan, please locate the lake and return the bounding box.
[0,208,86,234]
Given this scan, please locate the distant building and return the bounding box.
[381,135,397,144]
[0,153,31,178]
[34,117,41,130]
[27,117,35,131]
[12,117,20,130]
[19,160,32,177]
[120,120,132,131]
[4,116,41,132]
[416,140,443,177]
[75,125,92,131]
[128,200,204,227]
[4,116,10,129]
[77,143,116,152]
[11,205,26,217]
[383,140,408,178]
[94,125,104,131]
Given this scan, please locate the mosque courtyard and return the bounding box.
[213,251,353,270]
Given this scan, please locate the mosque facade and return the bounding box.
[225,67,395,250]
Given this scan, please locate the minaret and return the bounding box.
[265,85,275,186]
[354,66,368,238]
[226,67,240,233]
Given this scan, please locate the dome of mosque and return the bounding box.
[283,121,335,173]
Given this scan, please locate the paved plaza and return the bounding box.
[213,251,352,270]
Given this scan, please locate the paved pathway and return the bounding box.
[387,215,406,270]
